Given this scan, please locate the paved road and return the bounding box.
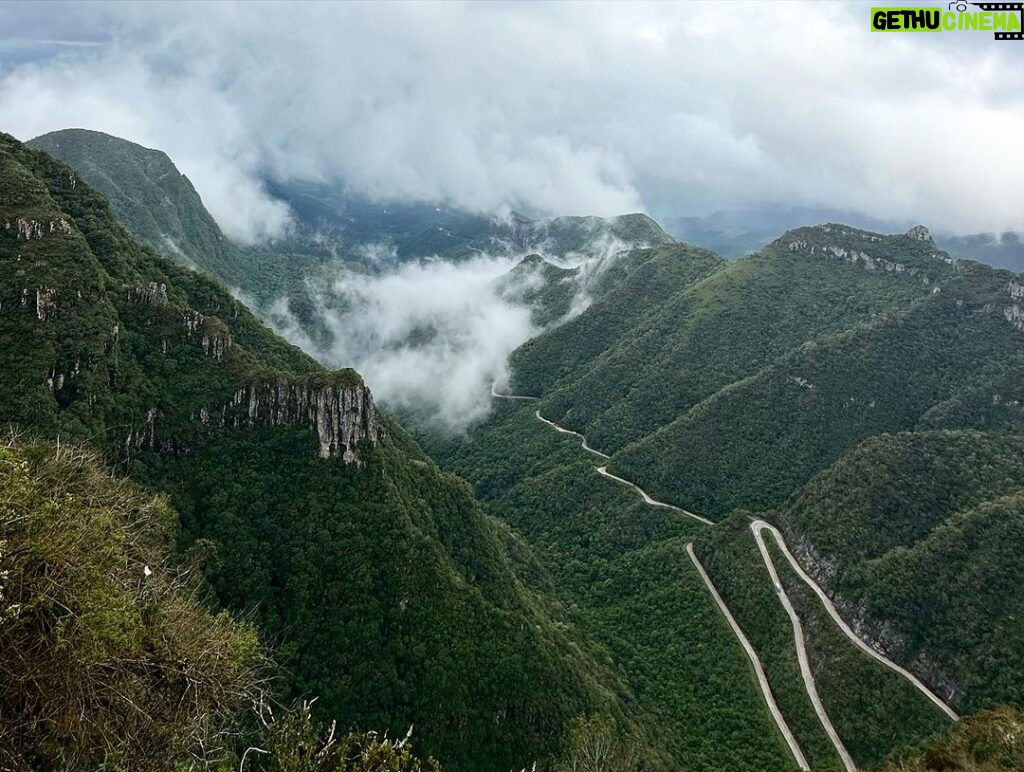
[595,465,713,525]
[686,543,810,771]
[492,387,710,524]
[491,382,957,767]
[751,522,857,772]
[751,520,959,723]
[532,409,611,460]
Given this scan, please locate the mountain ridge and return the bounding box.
[1,130,647,771]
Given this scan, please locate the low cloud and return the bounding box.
[3,2,1024,237]
[267,255,537,432]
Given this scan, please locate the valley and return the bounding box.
[2,125,1022,770]
[4,3,1024,768]
[485,386,960,771]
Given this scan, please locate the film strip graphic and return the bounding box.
[968,2,1024,38]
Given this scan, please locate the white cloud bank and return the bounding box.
[2,1,1024,237]
[266,255,537,432]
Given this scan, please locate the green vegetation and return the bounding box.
[767,539,949,767]
[152,422,630,771]
[0,132,654,770]
[693,518,844,770]
[253,699,441,772]
[26,128,344,305]
[12,127,1024,769]
[778,431,1024,713]
[495,218,1024,726]
[28,130,676,349]
[513,229,945,455]
[880,706,1024,771]
[553,714,640,772]
[497,254,581,326]
[433,399,796,770]
[0,438,262,770]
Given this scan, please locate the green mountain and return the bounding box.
[14,125,1024,770]
[775,430,1024,712]
[29,129,675,358]
[266,176,674,263]
[437,221,1024,766]
[27,129,253,284]
[26,128,347,308]
[0,132,647,770]
[429,397,799,771]
[496,253,581,326]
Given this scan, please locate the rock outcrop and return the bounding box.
[126,281,169,307]
[905,224,933,242]
[3,217,72,240]
[128,373,382,464]
[1004,281,1024,332]
[218,373,383,463]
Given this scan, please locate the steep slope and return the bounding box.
[26,128,339,304]
[473,220,1024,752]
[514,225,952,454]
[30,130,676,363]
[880,706,1024,771]
[776,431,1024,713]
[495,253,581,326]
[0,132,637,771]
[431,397,797,771]
[0,438,261,771]
[28,129,250,283]
[509,242,725,398]
[613,255,1022,518]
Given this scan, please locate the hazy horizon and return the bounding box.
[2,1,1022,244]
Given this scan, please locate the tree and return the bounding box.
[554,715,638,772]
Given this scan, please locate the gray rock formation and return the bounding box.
[221,375,383,463]
[905,224,933,242]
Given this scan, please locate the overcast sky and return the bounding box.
[1,1,1022,241]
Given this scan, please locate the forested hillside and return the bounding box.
[27,128,349,307]
[30,129,677,357]
[430,398,797,771]
[0,132,644,771]
[12,125,1024,770]
[443,220,1024,766]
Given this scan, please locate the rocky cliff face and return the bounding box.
[1004,280,1024,332]
[132,374,383,464]
[780,522,961,703]
[3,217,73,240]
[779,224,954,281]
[216,374,383,463]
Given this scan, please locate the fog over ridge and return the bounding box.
[2,1,1023,241]
[253,232,642,433]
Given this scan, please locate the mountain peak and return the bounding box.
[906,224,933,242]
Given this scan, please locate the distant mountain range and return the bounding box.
[666,205,1024,272]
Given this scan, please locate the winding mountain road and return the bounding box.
[533,410,611,460]
[751,523,857,771]
[686,543,810,771]
[751,520,959,723]
[595,465,713,524]
[490,385,709,524]
[490,383,958,770]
